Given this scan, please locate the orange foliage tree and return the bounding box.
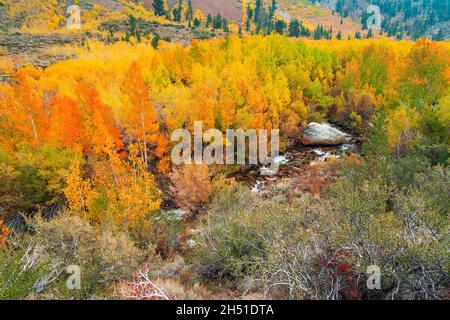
[75,81,124,154]
[0,218,9,249]
[9,66,48,145]
[47,96,83,148]
[121,62,161,169]
[0,35,448,228]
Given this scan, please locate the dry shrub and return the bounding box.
[293,157,343,195]
[31,214,97,264]
[118,265,170,300]
[96,226,144,283]
[120,277,212,300]
[155,277,215,300]
[116,251,216,300]
[294,166,324,195]
[153,279,187,300]
[351,91,376,122]
[211,173,237,195]
[186,283,215,300]
[241,292,267,300]
[29,213,144,290]
[170,164,211,213]
[150,255,187,280]
[119,260,213,300]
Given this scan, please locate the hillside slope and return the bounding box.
[312,0,450,40]
[0,0,217,71]
[142,0,242,21]
[278,0,363,37]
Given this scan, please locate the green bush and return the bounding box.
[0,145,79,214]
[13,213,145,299]
[195,186,270,280]
[0,247,51,299]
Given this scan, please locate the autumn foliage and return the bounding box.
[1,36,448,157]
[0,219,9,249]
[0,34,448,241]
[0,28,448,300]
[170,164,211,213]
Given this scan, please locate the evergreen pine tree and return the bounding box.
[274,19,285,35]
[246,4,253,32]
[223,18,229,32]
[289,19,300,37]
[153,0,166,17]
[185,0,193,23]
[172,0,182,22]
[206,14,212,28]
[213,13,222,30]
[254,0,262,23]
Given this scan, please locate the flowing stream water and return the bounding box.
[230,134,361,195]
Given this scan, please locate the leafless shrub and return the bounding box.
[170,164,211,213]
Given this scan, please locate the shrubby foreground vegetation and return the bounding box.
[0,35,449,300]
[197,116,449,299]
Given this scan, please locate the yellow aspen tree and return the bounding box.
[64,159,96,215]
[121,62,160,169]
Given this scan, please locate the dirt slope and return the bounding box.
[278,0,363,37]
[142,0,242,21]
[142,0,361,35]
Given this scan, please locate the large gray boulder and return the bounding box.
[302,123,349,146]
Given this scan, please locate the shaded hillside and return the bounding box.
[312,0,450,40]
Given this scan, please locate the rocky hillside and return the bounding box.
[145,0,364,37]
[142,0,448,40]
[142,0,243,21]
[0,0,219,73]
[278,0,363,38]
